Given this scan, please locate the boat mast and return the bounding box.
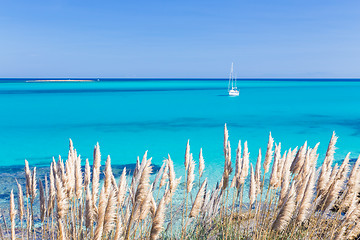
[231,62,234,89]
[234,73,237,89]
[228,62,234,91]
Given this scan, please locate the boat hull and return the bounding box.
[229,89,239,96]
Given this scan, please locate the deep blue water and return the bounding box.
[1,78,360,185]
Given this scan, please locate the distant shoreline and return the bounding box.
[26,79,95,83]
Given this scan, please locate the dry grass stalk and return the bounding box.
[150,196,166,240]
[199,148,205,179]
[84,158,91,188]
[272,182,296,231]
[189,179,207,218]
[290,141,307,176]
[185,140,190,171]
[16,180,24,221]
[255,148,262,194]
[56,176,68,220]
[159,161,168,189]
[263,132,274,173]
[222,139,232,190]
[269,143,281,188]
[296,167,315,223]
[8,129,360,240]
[239,141,249,185]
[103,188,117,237]
[24,160,32,198]
[104,155,114,192]
[85,185,94,230]
[317,132,337,194]
[187,156,195,193]
[92,142,101,210]
[94,187,108,240]
[39,179,45,222]
[249,164,256,205]
[117,168,127,207]
[10,190,16,240]
[75,154,83,199]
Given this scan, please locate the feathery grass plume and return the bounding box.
[39,179,45,223]
[335,197,360,240]
[103,188,117,237]
[150,194,157,217]
[341,154,360,209]
[153,162,165,191]
[297,147,312,181]
[24,160,32,198]
[140,150,148,172]
[58,157,67,186]
[16,179,24,222]
[167,155,181,201]
[224,124,229,155]
[104,155,113,192]
[296,167,315,223]
[269,143,281,188]
[276,151,287,186]
[65,153,75,198]
[278,150,292,206]
[94,187,108,240]
[113,214,123,240]
[85,185,94,229]
[263,132,274,174]
[239,141,249,185]
[117,167,127,207]
[318,132,338,194]
[295,149,311,203]
[345,211,360,240]
[249,164,256,206]
[10,190,16,240]
[150,196,166,240]
[199,148,205,179]
[323,153,350,211]
[31,167,37,202]
[309,143,320,166]
[231,140,241,188]
[187,155,195,193]
[135,158,153,207]
[129,152,148,202]
[222,140,232,190]
[159,161,169,189]
[290,141,307,176]
[139,187,153,220]
[189,178,207,218]
[48,162,56,216]
[56,176,68,219]
[75,154,83,199]
[255,148,262,194]
[272,181,296,232]
[84,158,91,188]
[185,140,190,170]
[92,142,101,209]
[58,219,66,240]
[52,156,57,175]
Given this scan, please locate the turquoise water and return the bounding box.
[1,79,360,186]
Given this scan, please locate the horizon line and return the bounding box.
[1,77,360,80]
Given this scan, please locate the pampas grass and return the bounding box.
[4,125,360,240]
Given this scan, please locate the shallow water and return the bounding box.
[1,79,360,188]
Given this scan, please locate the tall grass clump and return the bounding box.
[3,125,360,239]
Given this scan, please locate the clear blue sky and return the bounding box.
[0,0,359,78]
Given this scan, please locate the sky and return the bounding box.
[0,0,360,78]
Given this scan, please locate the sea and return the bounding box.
[1,78,360,188]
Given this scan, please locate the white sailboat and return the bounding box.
[228,62,239,96]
